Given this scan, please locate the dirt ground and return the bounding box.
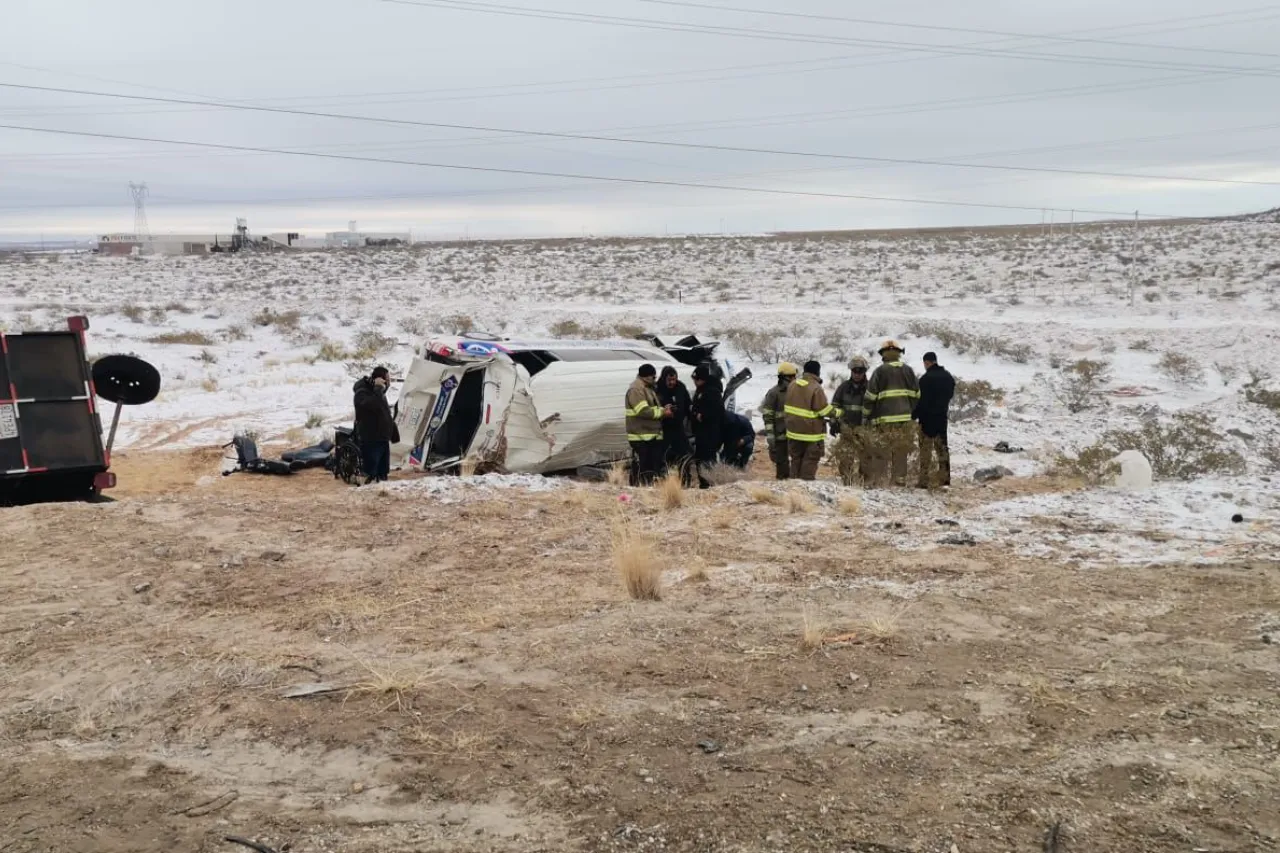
[2,449,1278,853]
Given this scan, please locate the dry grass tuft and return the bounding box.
[613,519,662,601]
[659,470,685,510]
[148,330,216,346]
[747,485,784,505]
[684,555,709,583]
[800,606,829,651]
[606,461,629,488]
[838,495,862,516]
[857,602,915,641]
[709,508,735,530]
[787,491,815,514]
[345,657,435,713]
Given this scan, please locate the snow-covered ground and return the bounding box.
[2,220,1278,564]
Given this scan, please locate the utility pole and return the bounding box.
[1129,210,1140,306]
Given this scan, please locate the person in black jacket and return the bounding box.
[690,363,724,489]
[656,366,693,481]
[353,365,397,483]
[720,411,755,469]
[913,352,955,489]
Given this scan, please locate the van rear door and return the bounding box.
[392,356,469,469]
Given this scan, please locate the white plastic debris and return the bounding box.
[1112,450,1153,491]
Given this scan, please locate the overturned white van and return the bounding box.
[391,334,746,475]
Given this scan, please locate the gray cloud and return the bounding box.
[2,0,1277,240]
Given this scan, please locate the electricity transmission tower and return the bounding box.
[129,181,150,239]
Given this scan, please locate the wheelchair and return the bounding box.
[331,425,365,485]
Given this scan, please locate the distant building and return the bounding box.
[323,221,411,248]
[97,233,237,256]
[98,221,412,255]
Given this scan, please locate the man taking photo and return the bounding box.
[353,365,397,484]
[913,351,955,489]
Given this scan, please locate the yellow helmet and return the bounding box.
[777,361,799,377]
[878,339,904,355]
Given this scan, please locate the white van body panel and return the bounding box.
[392,338,699,474]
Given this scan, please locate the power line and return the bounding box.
[0,122,1177,219]
[379,0,1280,78]
[627,0,1280,61]
[3,81,1278,188]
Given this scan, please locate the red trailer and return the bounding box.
[0,316,117,505]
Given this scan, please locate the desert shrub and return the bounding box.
[315,340,348,361]
[904,320,1032,363]
[121,304,145,323]
[1214,361,1239,387]
[164,301,192,313]
[1245,383,1280,415]
[201,377,219,393]
[398,315,426,337]
[1156,351,1204,384]
[818,326,848,355]
[147,331,215,346]
[951,378,1001,422]
[441,314,475,334]
[252,308,301,330]
[613,322,646,339]
[198,348,218,364]
[1054,411,1245,483]
[222,324,249,342]
[1052,359,1112,414]
[1130,338,1154,352]
[148,307,168,324]
[353,329,395,359]
[305,412,325,429]
[548,318,583,338]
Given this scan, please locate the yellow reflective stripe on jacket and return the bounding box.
[786,430,825,443]
[873,414,914,425]
[784,404,816,418]
[627,433,662,441]
[626,401,663,418]
[877,388,919,399]
[795,378,810,387]
[863,390,879,402]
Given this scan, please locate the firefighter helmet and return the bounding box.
[777,362,799,377]
[848,355,870,371]
[878,339,904,355]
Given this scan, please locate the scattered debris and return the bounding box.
[993,441,1024,453]
[935,518,960,527]
[279,682,352,699]
[133,581,152,594]
[939,533,977,547]
[175,790,238,817]
[1232,513,1245,524]
[821,632,861,646]
[697,739,722,754]
[224,837,279,853]
[259,550,287,562]
[973,466,1014,483]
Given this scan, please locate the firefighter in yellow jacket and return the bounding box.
[625,363,672,486]
[861,340,920,487]
[760,361,798,479]
[784,360,832,481]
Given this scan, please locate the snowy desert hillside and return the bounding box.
[3,219,1277,466]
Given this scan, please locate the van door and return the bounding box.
[392,356,469,469]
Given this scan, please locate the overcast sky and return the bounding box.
[2,0,1278,240]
